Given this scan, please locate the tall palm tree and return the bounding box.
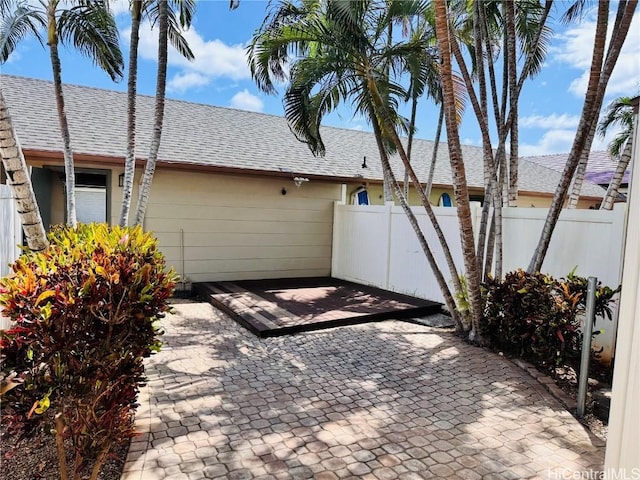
[598,95,636,210]
[446,0,552,280]
[0,92,48,251]
[120,0,196,226]
[0,0,123,227]
[132,0,230,226]
[434,0,484,339]
[528,0,637,273]
[248,0,473,332]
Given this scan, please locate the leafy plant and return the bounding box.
[0,224,177,480]
[481,269,619,366]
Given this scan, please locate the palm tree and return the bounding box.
[119,0,144,227]
[248,0,473,332]
[0,0,123,227]
[598,96,636,210]
[0,92,48,251]
[445,0,553,280]
[434,0,484,339]
[120,0,196,226]
[528,0,637,273]
[132,0,230,226]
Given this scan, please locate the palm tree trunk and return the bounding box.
[505,0,519,206]
[367,85,465,299]
[0,92,48,251]
[528,0,636,272]
[370,113,464,332]
[134,0,168,225]
[47,4,76,227]
[449,0,503,282]
[403,94,418,199]
[434,0,484,341]
[601,140,632,210]
[119,0,142,226]
[424,104,444,200]
[567,149,590,208]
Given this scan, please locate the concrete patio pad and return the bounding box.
[122,301,604,480]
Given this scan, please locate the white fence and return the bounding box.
[332,202,627,363]
[0,184,21,329]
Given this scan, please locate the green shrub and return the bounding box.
[481,269,619,366]
[0,224,177,480]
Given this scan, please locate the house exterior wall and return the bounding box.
[24,158,341,286]
[137,169,340,286]
[345,182,599,208]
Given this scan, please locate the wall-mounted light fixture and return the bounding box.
[293,176,309,188]
[118,173,125,187]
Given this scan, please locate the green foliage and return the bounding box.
[482,269,619,366]
[0,223,177,479]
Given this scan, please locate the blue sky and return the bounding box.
[1,0,638,156]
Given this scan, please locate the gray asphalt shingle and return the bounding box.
[0,75,605,197]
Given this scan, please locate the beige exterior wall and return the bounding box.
[26,159,341,284]
[346,181,599,209]
[139,169,341,285]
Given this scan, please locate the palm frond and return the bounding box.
[57,1,123,81]
[0,0,45,63]
[168,0,196,27]
[561,0,593,24]
[516,0,552,78]
[167,8,194,60]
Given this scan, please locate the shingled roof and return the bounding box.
[524,151,630,186]
[0,75,605,198]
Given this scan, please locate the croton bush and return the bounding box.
[482,269,619,367]
[0,224,176,480]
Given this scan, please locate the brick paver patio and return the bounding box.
[122,301,604,480]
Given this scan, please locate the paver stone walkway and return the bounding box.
[122,301,604,480]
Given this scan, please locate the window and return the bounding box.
[74,171,108,223]
[351,186,369,205]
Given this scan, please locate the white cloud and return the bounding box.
[519,129,576,156]
[520,113,580,129]
[551,11,640,98]
[109,0,130,17]
[122,20,250,94]
[167,72,210,93]
[230,89,264,112]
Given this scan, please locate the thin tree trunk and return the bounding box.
[425,104,444,199]
[47,5,76,227]
[434,0,484,341]
[567,149,590,208]
[450,1,503,282]
[120,0,142,226]
[601,140,632,210]
[364,78,464,301]
[404,93,418,199]
[370,114,464,331]
[505,0,519,206]
[54,413,69,480]
[484,210,496,281]
[0,93,48,251]
[528,0,635,272]
[134,0,168,225]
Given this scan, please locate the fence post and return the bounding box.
[384,201,394,291]
[577,276,598,417]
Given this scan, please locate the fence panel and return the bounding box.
[0,184,21,329]
[332,202,625,362]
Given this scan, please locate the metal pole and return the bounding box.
[577,276,598,417]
